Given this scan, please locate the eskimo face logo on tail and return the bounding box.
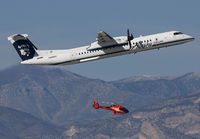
[18,44,30,56]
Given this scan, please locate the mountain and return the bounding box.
[65,92,200,139]
[0,65,200,127]
[0,106,64,139]
[112,72,200,97]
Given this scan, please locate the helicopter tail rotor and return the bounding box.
[93,100,100,109]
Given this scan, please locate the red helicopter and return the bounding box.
[92,100,129,115]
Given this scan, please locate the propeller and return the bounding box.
[127,29,134,49]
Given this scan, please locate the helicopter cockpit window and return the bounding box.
[119,108,127,111]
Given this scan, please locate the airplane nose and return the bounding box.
[187,35,195,41]
[190,36,195,40]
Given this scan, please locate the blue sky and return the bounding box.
[0,0,199,80]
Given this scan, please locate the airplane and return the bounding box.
[92,100,129,115]
[8,29,194,66]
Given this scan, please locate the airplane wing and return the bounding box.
[87,31,118,50]
[97,31,115,44]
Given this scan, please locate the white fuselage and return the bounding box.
[21,31,194,65]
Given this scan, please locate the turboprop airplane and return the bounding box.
[8,29,194,65]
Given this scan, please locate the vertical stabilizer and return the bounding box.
[8,34,38,61]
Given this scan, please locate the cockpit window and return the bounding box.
[174,32,183,35]
[119,108,126,111]
[119,107,129,112]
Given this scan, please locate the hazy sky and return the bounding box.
[0,0,199,80]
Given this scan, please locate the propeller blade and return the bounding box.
[127,28,135,50]
[127,29,132,49]
[130,33,134,40]
[127,29,130,37]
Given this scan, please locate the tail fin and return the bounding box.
[8,34,38,61]
[93,100,100,109]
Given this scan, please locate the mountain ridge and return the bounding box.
[67,91,200,139]
[0,106,64,139]
[0,65,200,138]
[0,65,200,127]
